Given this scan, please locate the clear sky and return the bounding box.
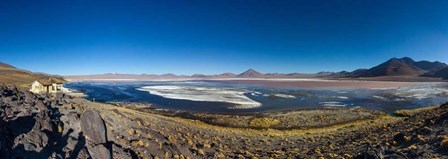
[1,0,447,75]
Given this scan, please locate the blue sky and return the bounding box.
[1,0,447,75]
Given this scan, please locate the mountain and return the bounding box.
[191,74,208,78]
[331,57,448,78]
[0,62,64,88]
[400,57,447,71]
[329,69,369,78]
[237,69,264,78]
[422,67,448,79]
[212,73,237,78]
[353,58,424,77]
[316,71,335,75]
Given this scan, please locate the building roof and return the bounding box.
[36,78,64,86]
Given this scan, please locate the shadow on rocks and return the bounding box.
[0,115,36,158]
[8,125,76,159]
[69,132,87,159]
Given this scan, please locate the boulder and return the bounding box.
[16,130,49,152]
[5,107,13,118]
[88,144,111,159]
[80,110,107,144]
[393,133,410,144]
[35,100,47,110]
[33,117,53,132]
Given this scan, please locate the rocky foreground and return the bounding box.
[1,85,448,158]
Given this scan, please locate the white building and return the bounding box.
[30,78,65,94]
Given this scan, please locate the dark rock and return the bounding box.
[17,130,49,151]
[80,110,107,144]
[5,107,13,118]
[355,144,410,159]
[417,127,432,135]
[88,144,111,159]
[23,91,35,101]
[33,117,53,132]
[35,100,47,110]
[393,133,409,144]
[77,148,92,159]
[356,144,385,159]
[405,149,433,159]
[434,112,448,126]
[112,144,134,159]
[16,108,32,117]
[1,88,13,97]
[440,102,448,109]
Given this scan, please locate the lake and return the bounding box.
[65,80,448,114]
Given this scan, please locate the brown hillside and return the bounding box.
[0,62,64,89]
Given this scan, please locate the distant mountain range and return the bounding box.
[330,57,448,79]
[64,68,321,81]
[1,57,447,84]
[65,57,448,81]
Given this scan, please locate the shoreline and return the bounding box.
[95,99,398,135]
[106,100,443,131]
[131,106,384,130]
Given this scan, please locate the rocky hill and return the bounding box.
[0,85,136,158]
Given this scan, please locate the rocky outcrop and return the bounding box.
[0,85,132,159]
